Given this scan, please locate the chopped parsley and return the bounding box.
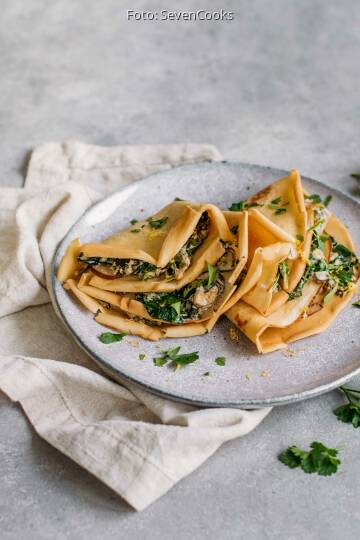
[148,217,168,229]
[288,232,358,301]
[130,219,138,225]
[215,357,226,366]
[138,353,146,360]
[99,332,127,344]
[353,300,360,308]
[130,229,141,234]
[228,200,262,211]
[203,371,210,376]
[351,173,360,180]
[334,387,360,428]
[305,193,332,207]
[267,196,288,215]
[207,263,218,287]
[296,234,304,242]
[279,442,341,476]
[153,346,199,369]
[137,266,225,324]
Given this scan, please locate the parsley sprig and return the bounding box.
[334,386,360,428]
[153,346,199,369]
[99,332,127,344]
[279,442,341,476]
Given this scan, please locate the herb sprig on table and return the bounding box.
[279,442,341,476]
[334,387,360,428]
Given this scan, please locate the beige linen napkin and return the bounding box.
[0,141,271,511]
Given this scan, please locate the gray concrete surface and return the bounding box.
[0,0,359,538]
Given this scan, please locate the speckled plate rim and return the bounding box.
[50,162,360,408]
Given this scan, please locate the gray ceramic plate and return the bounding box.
[51,162,360,408]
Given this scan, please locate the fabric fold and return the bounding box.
[0,141,270,511]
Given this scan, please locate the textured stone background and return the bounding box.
[0,0,359,538]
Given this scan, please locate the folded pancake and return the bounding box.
[69,213,248,339]
[57,201,234,289]
[226,214,359,353]
[60,206,248,341]
[245,169,307,241]
[225,170,331,316]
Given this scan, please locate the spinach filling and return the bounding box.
[288,232,359,301]
[78,212,210,280]
[136,266,225,324]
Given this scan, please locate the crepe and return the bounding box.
[59,205,248,340]
[224,170,331,316]
[227,214,359,353]
[57,201,234,289]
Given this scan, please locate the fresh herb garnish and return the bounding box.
[279,442,341,476]
[228,200,262,211]
[203,371,210,376]
[207,263,218,287]
[139,353,146,360]
[334,386,360,427]
[153,357,168,367]
[148,217,168,229]
[215,357,226,366]
[153,346,199,369]
[99,332,127,344]
[289,233,359,301]
[296,234,304,242]
[350,173,360,180]
[174,197,184,201]
[131,229,141,234]
[267,196,288,215]
[305,193,332,207]
[130,219,138,225]
[353,300,360,308]
[279,260,290,283]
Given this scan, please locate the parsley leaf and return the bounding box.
[305,193,332,207]
[279,442,341,476]
[229,200,246,211]
[99,332,127,344]
[350,173,360,181]
[279,447,303,469]
[152,346,199,369]
[228,201,262,211]
[215,356,226,366]
[305,193,322,204]
[153,357,168,367]
[334,386,360,428]
[353,300,360,308]
[138,353,146,360]
[275,207,287,215]
[130,229,141,234]
[148,217,168,229]
[207,263,218,287]
[130,219,138,225]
